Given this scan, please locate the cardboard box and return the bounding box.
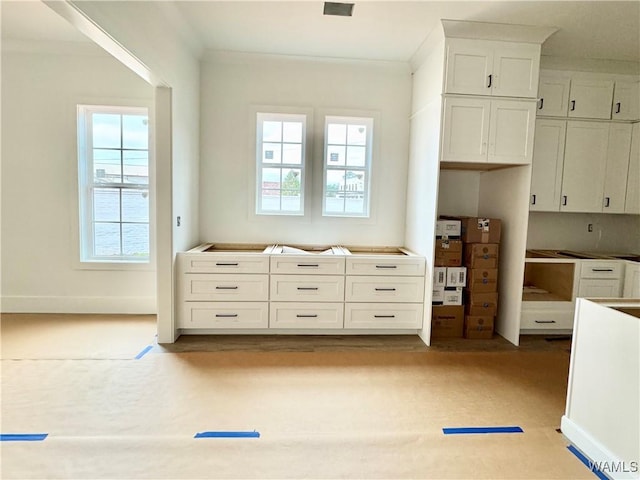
[443,287,463,305]
[433,267,447,287]
[434,239,462,267]
[436,220,461,239]
[464,243,499,269]
[467,268,498,293]
[431,305,464,338]
[446,267,467,287]
[442,216,501,244]
[432,287,444,304]
[465,291,499,316]
[464,315,494,339]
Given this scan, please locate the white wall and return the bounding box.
[528,212,640,253]
[199,52,412,246]
[437,171,480,217]
[1,45,155,313]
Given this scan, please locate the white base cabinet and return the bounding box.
[178,244,426,334]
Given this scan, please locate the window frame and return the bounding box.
[322,115,374,218]
[77,104,151,264]
[255,112,307,216]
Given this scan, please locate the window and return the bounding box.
[323,116,373,217]
[77,105,150,263]
[256,112,306,215]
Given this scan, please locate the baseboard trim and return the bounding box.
[561,415,638,480]
[1,296,156,314]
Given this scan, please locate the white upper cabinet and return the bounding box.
[537,74,570,117]
[445,38,540,98]
[568,78,614,120]
[530,119,566,211]
[442,97,535,165]
[612,80,640,121]
[561,121,609,212]
[602,123,632,214]
[625,123,640,214]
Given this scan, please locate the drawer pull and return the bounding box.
[215,314,238,318]
[375,265,397,269]
[534,320,556,324]
[375,288,396,292]
[297,263,319,268]
[296,314,318,318]
[591,268,614,272]
[297,287,319,291]
[215,286,238,290]
[215,262,238,266]
[374,315,396,318]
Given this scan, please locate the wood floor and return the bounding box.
[1,313,591,479]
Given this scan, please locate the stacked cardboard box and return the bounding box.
[431,220,466,338]
[447,217,501,339]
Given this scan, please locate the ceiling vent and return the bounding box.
[323,2,354,17]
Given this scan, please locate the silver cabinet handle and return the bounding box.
[215,286,238,290]
[535,320,556,324]
[297,287,319,291]
[215,314,238,318]
[375,288,396,292]
[296,314,318,318]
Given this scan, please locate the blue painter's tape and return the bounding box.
[0,433,48,442]
[443,426,523,435]
[567,445,610,480]
[194,431,260,439]
[134,345,153,360]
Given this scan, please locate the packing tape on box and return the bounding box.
[0,433,48,441]
[566,445,609,480]
[442,426,523,435]
[194,431,261,439]
[134,345,153,360]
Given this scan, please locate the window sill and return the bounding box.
[74,259,155,272]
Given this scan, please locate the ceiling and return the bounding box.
[2,1,639,64]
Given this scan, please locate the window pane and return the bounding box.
[262,121,282,142]
[263,143,282,164]
[346,146,366,167]
[92,113,121,149]
[347,124,367,145]
[122,224,149,256]
[123,151,148,184]
[282,143,302,165]
[122,189,149,223]
[326,145,346,166]
[345,195,365,214]
[94,188,120,222]
[281,194,301,212]
[94,222,121,256]
[260,189,281,211]
[327,123,346,145]
[262,167,281,191]
[282,121,302,143]
[122,115,148,149]
[346,170,366,192]
[93,149,121,182]
[282,168,301,193]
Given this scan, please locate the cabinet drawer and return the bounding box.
[180,302,269,329]
[270,275,344,302]
[345,303,423,329]
[270,256,345,275]
[345,256,425,276]
[520,309,575,330]
[269,302,344,329]
[345,276,425,303]
[180,253,269,274]
[580,261,623,279]
[183,274,269,301]
[577,278,622,298]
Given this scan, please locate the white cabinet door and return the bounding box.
[445,39,493,96]
[625,123,640,214]
[612,80,640,121]
[577,278,622,298]
[568,79,614,119]
[537,74,571,117]
[530,119,566,211]
[491,43,540,98]
[441,97,491,163]
[623,263,640,298]
[561,121,609,212]
[602,123,632,213]
[488,100,536,164]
